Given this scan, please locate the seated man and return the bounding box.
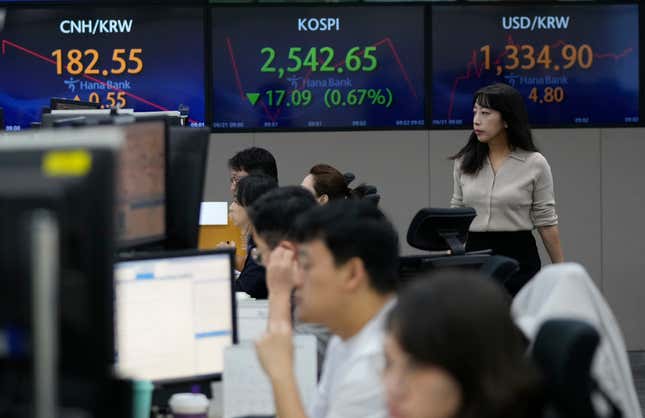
[228,146,278,194]
[254,200,399,418]
[247,186,330,369]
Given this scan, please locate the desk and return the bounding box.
[198,223,247,259]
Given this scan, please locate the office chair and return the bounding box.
[533,319,622,418]
[400,207,496,280]
[342,172,381,205]
[513,263,642,418]
[480,255,520,290]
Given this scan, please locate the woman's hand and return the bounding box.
[215,240,236,249]
[538,225,564,264]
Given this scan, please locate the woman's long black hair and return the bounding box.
[451,83,538,175]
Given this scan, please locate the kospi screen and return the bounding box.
[211,6,426,130]
[431,4,639,127]
[0,7,206,130]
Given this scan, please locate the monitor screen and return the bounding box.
[430,4,639,127]
[166,126,209,250]
[114,250,235,382]
[50,97,101,110]
[211,5,426,130]
[116,121,166,248]
[0,6,206,131]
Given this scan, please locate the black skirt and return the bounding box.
[466,230,541,296]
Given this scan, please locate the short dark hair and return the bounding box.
[235,174,278,208]
[293,200,399,294]
[248,186,317,249]
[228,147,278,182]
[451,83,538,175]
[387,271,543,418]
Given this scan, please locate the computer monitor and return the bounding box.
[114,249,236,383]
[41,109,134,128]
[116,120,168,249]
[50,97,101,111]
[0,126,127,417]
[166,127,210,250]
[133,111,186,126]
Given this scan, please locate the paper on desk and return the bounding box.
[223,335,317,418]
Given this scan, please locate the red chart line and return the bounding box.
[225,36,420,122]
[1,39,198,124]
[446,35,635,120]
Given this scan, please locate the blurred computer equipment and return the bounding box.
[165,127,209,250]
[0,126,131,418]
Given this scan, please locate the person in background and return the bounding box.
[451,83,563,295]
[254,200,399,418]
[301,163,380,205]
[221,147,278,271]
[384,271,544,418]
[229,174,278,299]
[228,147,278,194]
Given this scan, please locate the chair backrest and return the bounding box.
[533,319,599,418]
[406,207,476,254]
[513,263,640,418]
[398,254,492,284]
[480,255,519,289]
[533,319,622,418]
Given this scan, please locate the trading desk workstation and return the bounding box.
[1,0,643,417]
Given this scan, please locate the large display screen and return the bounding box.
[431,4,639,127]
[211,6,426,130]
[0,6,206,130]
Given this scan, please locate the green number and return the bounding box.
[347,90,358,106]
[275,90,285,106]
[266,90,286,106]
[292,90,302,106]
[287,47,302,72]
[362,47,377,72]
[329,89,342,106]
[320,47,335,72]
[303,48,318,72]
[302,90,312,106]
[346,47,362,72]
[357,88,367,104]
[260,47,276,73]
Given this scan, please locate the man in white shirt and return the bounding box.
[253,200,399,418]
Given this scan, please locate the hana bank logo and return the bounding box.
[64,77,81,92]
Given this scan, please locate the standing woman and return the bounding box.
[451,83,563,295]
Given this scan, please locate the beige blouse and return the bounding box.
[450,150,558,232]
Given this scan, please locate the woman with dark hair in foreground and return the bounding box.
[384,271,544,418]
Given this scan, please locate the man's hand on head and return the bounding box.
[266,243,298,297]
